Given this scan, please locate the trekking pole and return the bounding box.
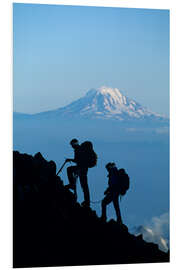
[56,160,67,176]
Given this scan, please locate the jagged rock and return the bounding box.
[13,151,169,268]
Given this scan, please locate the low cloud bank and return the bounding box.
[130,213,169,252]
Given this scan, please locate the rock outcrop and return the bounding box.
[13,151,169,268]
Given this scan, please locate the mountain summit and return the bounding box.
[44,86,166,121]
[14,86,168,122]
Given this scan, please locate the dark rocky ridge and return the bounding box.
[13,151,169,268]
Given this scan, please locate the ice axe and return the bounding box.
[56,160,67,176]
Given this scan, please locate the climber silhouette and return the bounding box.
[101,162,123,224]
[65,138,90,207]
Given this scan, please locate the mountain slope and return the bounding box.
[13,151,169,268]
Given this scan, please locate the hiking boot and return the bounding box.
[117,219,123,226]
[100,216,107,223]
[64,184,76,190]
[81,201,90,208]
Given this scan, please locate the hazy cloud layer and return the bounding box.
[130,213,169,252]
[145,212,169,252]
[155,127,169,134]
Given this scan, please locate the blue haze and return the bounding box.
[13,117,169,229]
[13,4,169,116]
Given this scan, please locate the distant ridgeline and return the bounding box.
[13,151,169,268]
[14,87,169,122]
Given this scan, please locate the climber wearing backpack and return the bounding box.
[64,139,80,200]
[65,139,97,207]
[101,162,129,224]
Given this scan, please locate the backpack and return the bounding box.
[118,169,130,195]
[80,141,97,168]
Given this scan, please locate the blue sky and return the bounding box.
[13,3,169,116]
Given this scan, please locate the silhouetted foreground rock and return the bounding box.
[13,151,169,268]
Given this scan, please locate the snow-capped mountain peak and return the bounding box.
[56,86,165,121]
[87,86,123,98]
[25,86,167,122]
[86,86,127,106]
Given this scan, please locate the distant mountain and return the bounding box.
[14,86,168,122]
[13,112,34,119]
